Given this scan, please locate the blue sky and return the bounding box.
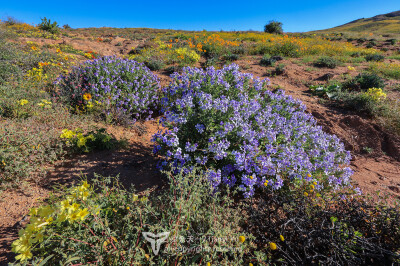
[1,1,399,32]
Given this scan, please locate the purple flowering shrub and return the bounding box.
[56,56,160,123]
[152,64,353,197]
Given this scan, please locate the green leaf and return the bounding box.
[63,256,81,265]
[34,255,54,266]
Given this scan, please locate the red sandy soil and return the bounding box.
[1,36,399,264]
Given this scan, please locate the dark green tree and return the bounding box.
[264,20,283,34]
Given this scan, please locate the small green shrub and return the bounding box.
[343,73,385,91]
[204,56,220,67]
[388,39,397,45]
[229,44,246,55]
[357,38,367,44]
[365,54,385,62]
[366,41,377,48]
[314,56,340,69]
[38,17,60,35]
[338,91,387,115]
[144,57,165,70]
[260,55,276,66]
[274,63,285,75]
[223,53,239,61]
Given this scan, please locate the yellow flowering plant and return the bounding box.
[12,180,94,262]
[18,99,29,106]
[170,47,200,66]
[37,99,52,108]
[60,127,124,153]
[364,87,387,101]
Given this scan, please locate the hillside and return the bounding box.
[313,10,400,34]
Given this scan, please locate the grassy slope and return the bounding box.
[311,10,400,35]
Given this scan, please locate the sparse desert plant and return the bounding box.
[338,91,388,116]
[223,53,239,62]
[357,38,367,44]
[365,54,385,62]
[260,55,276,66]
[343,72,385,91]
[144,56,165,70]
[38,17,60,34]
[369,62,400,80]
[314,56,340,68]
[366,41,377,48]
[274,63,286,75]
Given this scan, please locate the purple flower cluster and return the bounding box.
[56,56,160,123]
[152,64,353,197]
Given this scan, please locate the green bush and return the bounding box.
[260,55,276,66]
[229,44,246,55]
[314,56,340,69]
[338,91,387,115]
[274,63,285,75]
[366,41,377,48]
[365,54,385,62]
[204,56,220,67]
[357,38,367,44]
[264,20,283,34]
[144,57,165,70]
[223,53,239,62]
[343,73,385,91]
[38,17,60,35]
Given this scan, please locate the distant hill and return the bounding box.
[312,10,400,34]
